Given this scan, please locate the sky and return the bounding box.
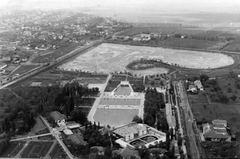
[1,0,240,13]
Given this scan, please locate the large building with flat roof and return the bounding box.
[113,123,166,148]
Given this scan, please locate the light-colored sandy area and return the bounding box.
[59,43,234,73]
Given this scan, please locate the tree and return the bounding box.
[132,115,143,123]
[230,95,237,101]
[200,74,209,82]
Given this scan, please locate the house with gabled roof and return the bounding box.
[202,119,231,142]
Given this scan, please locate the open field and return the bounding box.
[215,76,240,103]
[21,141,53,158]
[188,92,209,104]
[49,144,67,159]
[118,26,209,36]
[59,43,234,73]
[0,141,25,158]
[3,65,19,74]
[164,37,226,50]
[93,108,139,127]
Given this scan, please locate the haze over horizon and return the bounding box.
[1,0,240,24]
[1,0,240,13]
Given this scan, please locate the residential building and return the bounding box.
[194,80,203,91]
[202,120,231,141]
[187,85,197,93]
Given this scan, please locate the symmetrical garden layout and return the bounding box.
[93,81,145,127]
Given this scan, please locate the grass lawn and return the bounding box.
[188,91,209,104]
[93,108,139,127]
[105,80,120,92]
[111,74,127,81]
[0,141,26,157]
[32,116,48,134]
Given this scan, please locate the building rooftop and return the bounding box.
[212,119,227,126]
[50,111,66,122]
[203,123,230,139]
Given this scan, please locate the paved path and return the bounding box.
[44,140,57,159]
[10,133,52,141]
[40,116,76,159]
[176,81,200,159]
[14,140,31,158]
[87,74,112,123]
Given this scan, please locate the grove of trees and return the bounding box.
[144,88,166,127]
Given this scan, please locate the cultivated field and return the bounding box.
[59,43,234,73]
[9,64,41,77]
[0,141,25,158]
[20,141,53,158]
[93,108,139,127]
[49,144,67,159]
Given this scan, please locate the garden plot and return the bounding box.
[59,43,234,73]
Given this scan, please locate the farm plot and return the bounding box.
[49,144,67,159]
[21,141,53,158]
[9,65,41,77]
[59,43,234,73]
[164,37,226,50]
[0,141,25,158]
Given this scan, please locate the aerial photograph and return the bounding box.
[0,0,240,158]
